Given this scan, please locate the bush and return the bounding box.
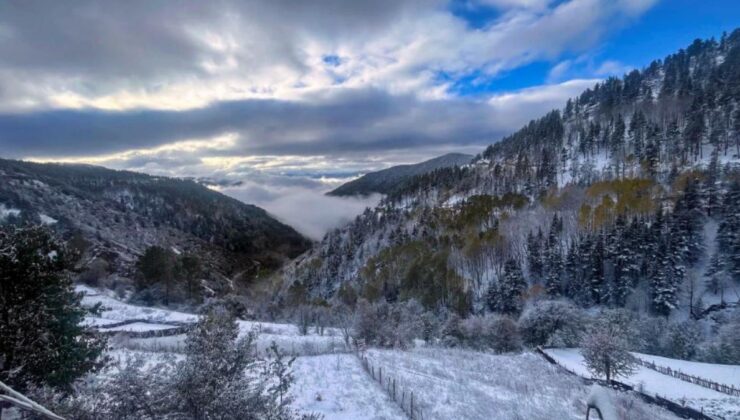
[701,319,740,364]
[29,306,320,419]
[663,320,703,359]
[352,299,423,348]
[518,300,582,347]
[456,315,521,352]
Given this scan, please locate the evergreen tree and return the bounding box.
[487,258,528,315]
[0,226,106,392]
[717,182,740,282]
[545,215,564,296]
[526,229,545,282]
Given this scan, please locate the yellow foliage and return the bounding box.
[582,178,661,229]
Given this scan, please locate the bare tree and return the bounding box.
[581,327,636,382]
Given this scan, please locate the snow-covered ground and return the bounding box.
[102,321,178,332]
[79,286,371,417]
[78,285,349,356]
[365,347,679,420]
[634,352,740,388]
[544,348,740,419]
[290,354,406,420]
[76,287,716,419]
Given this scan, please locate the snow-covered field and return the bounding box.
[77,287,730,420]
[79,285,349,356]
[544,348,740,419]
[290,354,407,420]
[364,347,679,420]
[634,352,740,388]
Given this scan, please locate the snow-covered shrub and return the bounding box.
[633,315,668,354]
[700,314,740,364]
[439,312,464,347]
[518,300,582,347]
[662,320,703,359]
[29,307,320,419]
[457,314,521,352]
[352,299,421,348]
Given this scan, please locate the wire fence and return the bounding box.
[634,357,740,397]
[358,353,426,420]
[534,347,718,420]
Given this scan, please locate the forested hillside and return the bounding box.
[328,153,473,197]
[279,30,740,350]
[0,159,310,298]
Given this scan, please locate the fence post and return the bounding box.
[411,392,414,419]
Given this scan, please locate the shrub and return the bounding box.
[518,300,582,347]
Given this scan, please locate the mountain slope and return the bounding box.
[280,30,740,318]
[0,159,311,292]
[328,153,473,197]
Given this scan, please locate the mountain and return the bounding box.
[279,30,740,317]
[328,153,473,196]
[0,159,311,295]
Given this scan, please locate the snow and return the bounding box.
[544,348,740,419]
[633,352,740,388]
[0,203,21,220]
[364,347,678,420]
[102,322,179,332]
[75,287,689,420]
[78,285,198,324]
[38,213,57,225]
[587,386,619,420]
[290,354,406,420]
[78,285,349,356]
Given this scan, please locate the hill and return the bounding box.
[280,30,740,320]
[327,153,473,197]
[0,159,311,296]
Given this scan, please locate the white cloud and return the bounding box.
[0,0,657,111]
[218,183,382,240]
[595,59,633,76]
[547,60,573,82]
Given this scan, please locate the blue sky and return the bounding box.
[445,0,739,95]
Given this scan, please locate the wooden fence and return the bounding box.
[358,353,426,420]
[95,319,194,338]
[534,347,717,420]
[634,357,740,397]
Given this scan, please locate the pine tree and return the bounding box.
[487,258,527,315]
[545,215,564,296]
[526,229,545,282]
[0,226,106,392]
[717,182,740,282]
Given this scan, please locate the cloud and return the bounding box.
[594,60,633,76]
[0,0,656,111]
[0,0,660,234]
[547,60,573,82]
[220,183,382,240]
[4,80,600,162]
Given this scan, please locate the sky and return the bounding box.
[0,0,737,238]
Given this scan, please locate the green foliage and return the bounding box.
[0,226,107,392]
[361,241,471,314]
[135,246,205,305]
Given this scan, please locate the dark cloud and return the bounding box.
[2,78,602,160]
[0,88,512,158]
